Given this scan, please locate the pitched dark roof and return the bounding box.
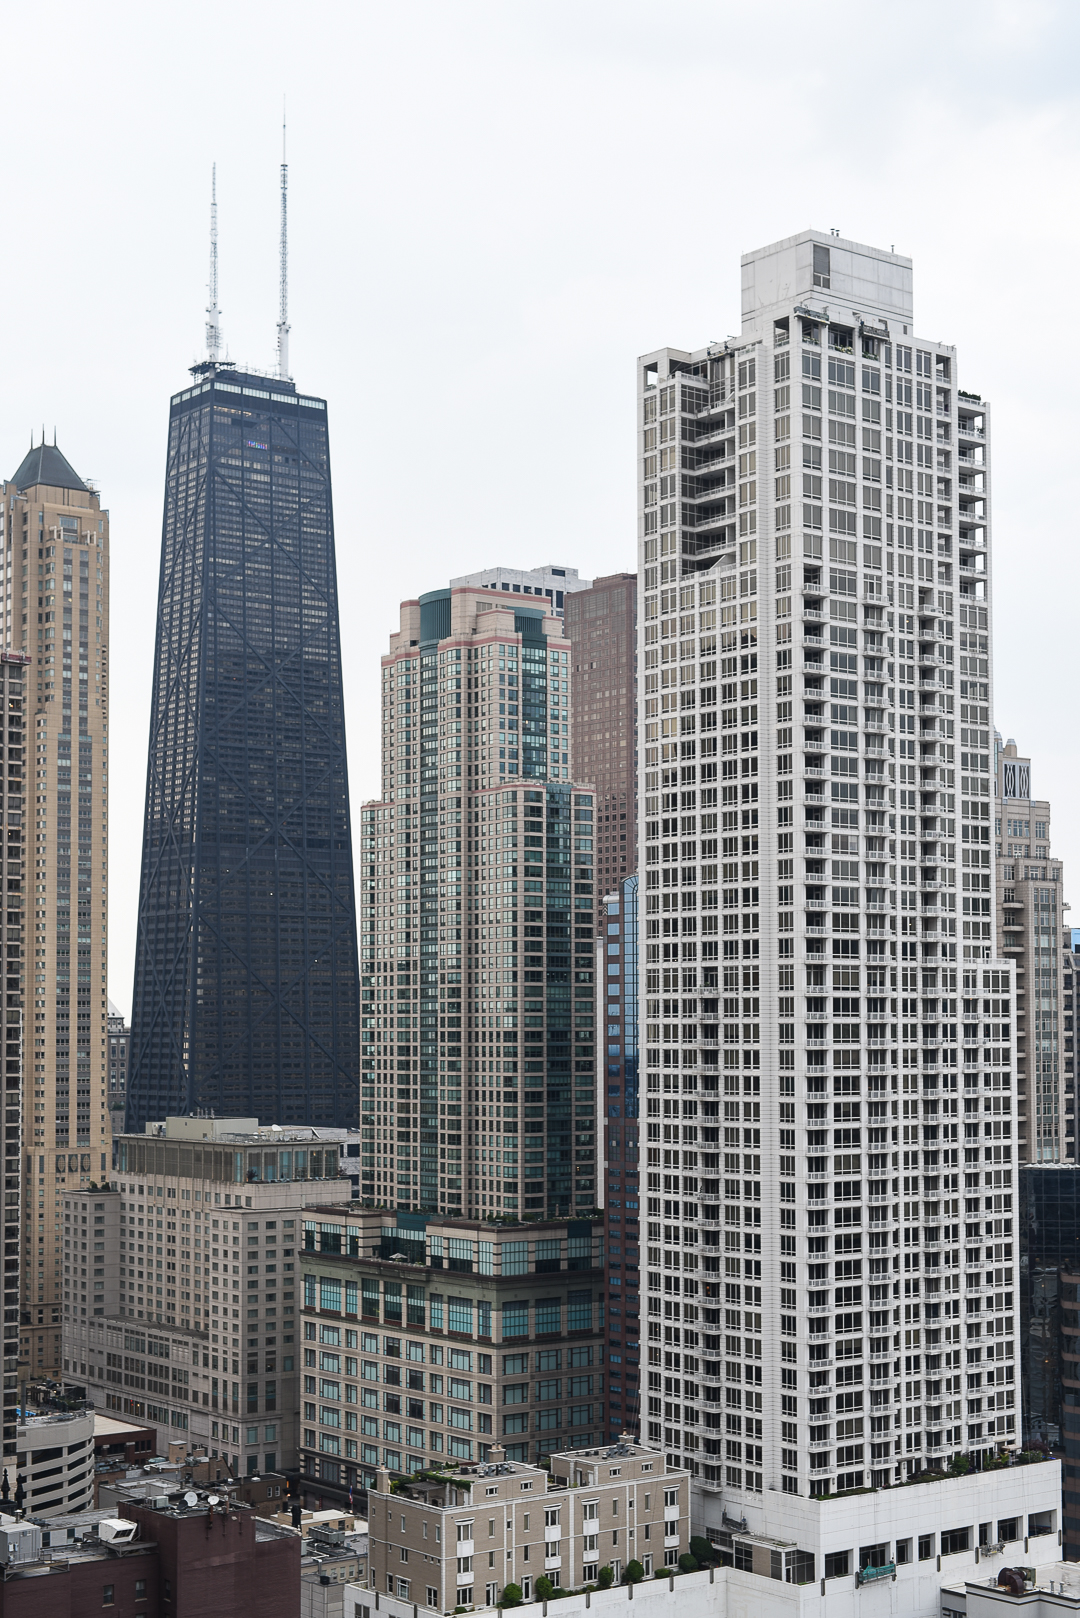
[11,442,87,493]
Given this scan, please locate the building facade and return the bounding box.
[1018,1163,1080,1558]
[995,740,1070,1161]
[350,1460,1066,1618]
[565,573,638,904]
[636,231,1018,1519]
[61,1185,121,1324]
[3,442,110,1382]
[107,1004,129,1132]
[127,363,360,1131]
[599,880,641,1441]
[299,1205,606,1501]
[0,1493,299,1618]
[0,652,28,1464]
[362,584,597,1220]
[14,1405,95,1517]
[366,1443,688,1610]
[101,1116,369,1472]
[449,564,592,623]
[64,1312,211,1468]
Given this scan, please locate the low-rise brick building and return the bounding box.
[367,1441,688,1609]
[0,1490,299,1618]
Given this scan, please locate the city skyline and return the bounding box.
[0,4,1073,1012]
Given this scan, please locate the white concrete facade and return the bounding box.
[635,229,1016,1520]
[449,566,592,621]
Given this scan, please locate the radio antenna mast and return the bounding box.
[276,109,290,379]
[206,163,221,362]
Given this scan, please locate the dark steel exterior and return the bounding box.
[127,369,359,1128]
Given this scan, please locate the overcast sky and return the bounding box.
[2,0,1078,1015]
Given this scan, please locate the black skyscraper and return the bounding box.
[127,364,360,1128]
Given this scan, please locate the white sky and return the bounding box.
[1,0,1077,1016]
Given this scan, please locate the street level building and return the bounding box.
[127,363,360,1132]
[637,231,1018,1522]
[349,1461,1068,1618]
[995,739,1070,1161]
[4,442,110,1380]
[0,1491,299,1618]
[299,1205,606,1502]
[366,1442,688,1609]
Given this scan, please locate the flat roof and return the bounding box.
[94,1414,154,1439]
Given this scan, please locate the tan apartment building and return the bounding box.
[994,737,1070,1161]
[565,572,638,904]
[0,651,29,1465]
[363,571,598,1224]
[3,440,110,1379]
[105,1115,364,1474]
[367,1442,688,1610]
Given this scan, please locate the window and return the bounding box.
[535,1300,560,1335]
[998,1518,1020,1544]
[940,1529,970,1557]
[918,1535,934,1561]
[134,1582,147,1601]
[813,243,831,290]
[824,1552,850,1580]
[502,1304,528,1339]
[103,1587,115,1607]
[502,1242,528,1276]
[895,1540,912,1566]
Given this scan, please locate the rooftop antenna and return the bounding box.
[276,106,290,380]
[206,164,221,363]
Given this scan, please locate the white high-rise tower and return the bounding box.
[637,231,1021,1523]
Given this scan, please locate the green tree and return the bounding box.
[535,1576,555,1602]
[689,1538,713,1565]
[501,1584,523,1608]
[678,1554,699,1575]
[623,1561,645,1586]
[596,1567,614,1590]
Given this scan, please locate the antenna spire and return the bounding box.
[277,108,290,380]
[206,164,221,362]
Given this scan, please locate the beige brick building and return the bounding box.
[367,1442,688,1610]
[4,441,111,1379]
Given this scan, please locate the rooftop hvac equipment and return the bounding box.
[99,1520,139,1545]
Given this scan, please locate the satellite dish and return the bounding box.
[207,1495,221,1506]
[184,1491,198,1507]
